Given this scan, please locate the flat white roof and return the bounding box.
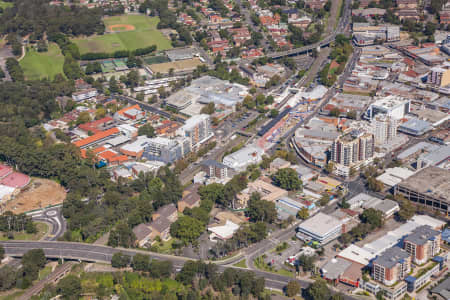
[376,167,415,187]
[298,213,343,238]
[208,220,240,239]
[0,184,16,200]
[338,244,375,266]
[412,215,446,229]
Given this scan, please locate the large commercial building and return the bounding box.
[293,128,339,168]
[395,166,450,215]
[297,212,344,244]
[176,114,213,149]
[352,23,400,46]
[366,95,410,120]
[142,137,188,164]
[222,145,264,171]
[166,76,249,112]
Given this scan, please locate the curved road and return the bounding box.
[27,206,66,241]
[267,0,352,59]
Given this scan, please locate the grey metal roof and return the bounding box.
[431,276,450,300]
[373,246,410,269]
[201,159,228,169]
[321,258,352,280]
[133,223,152,240]
[404,225,440,246]
[155,203,177,218]
[150,217,171,233]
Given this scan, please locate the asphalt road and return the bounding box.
[28,206,66,241]
[0,240,361,299]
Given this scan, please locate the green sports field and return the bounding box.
[0,1,13,10]
[72,15,172,54]
[19,43,65,80]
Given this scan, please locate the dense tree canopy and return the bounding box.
[0,0,104,37]
[272,168,302,191]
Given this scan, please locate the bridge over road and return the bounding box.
[1,240,360,299]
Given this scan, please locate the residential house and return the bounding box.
[152,203,178,222]
[269,158,291,173]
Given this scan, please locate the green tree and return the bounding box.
[347,110,357,119]
[137,123,156,138]
[367,176,383,192]
[246,193,277,223]
[361,208,384,229]
[339,232,352,245]
[108,223,136,248]
[170,216,204,244]
[330,107,341,117]
[325,162,334,174]
[318,193,330,206]
[297,207,309,220]
[285,280,301,297]
[200,102,215,114]
[269,109,279,118]
[75,111,91,125]
[22,249,46,270]
[305,279,331,300]
[272,168,302,191]
[131,253,150,271]
[111,252,131,268]
[198,183,225,204]
[396,196,415,221]
[109,76,120,94]
[57,275,81,300]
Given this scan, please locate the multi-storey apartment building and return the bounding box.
[372,246,411,286]
[403,225,441,265]
[331,130,375,177]
[372,115,399,145]
[177,114,213,149]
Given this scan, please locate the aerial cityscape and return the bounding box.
[0,0,449,298]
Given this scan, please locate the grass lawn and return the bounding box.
[38,265,53,281]
[0,222,48,241]
[0,1,13,9]
[253,256,295,278]
[19,43,64,80]
[233,259,247,268]
[73,15,172,54]
[0,291,25,300]
[150,239,176,254]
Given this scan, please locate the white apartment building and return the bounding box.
[176,114,214,149]
[366,95,410,120]
[372,114,398,145]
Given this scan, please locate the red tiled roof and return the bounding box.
[117,104,141,116]
[1,172,30,188]
[109,155,129,163]
[78,117,113,134]
[73,127,119,148]
[0,164,13,178]
[98,150,120,161]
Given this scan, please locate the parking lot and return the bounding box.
[264,239,305,269]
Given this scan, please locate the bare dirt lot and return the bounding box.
[108,24,136,32]
[149,58,204,74]
[3,178,66,214]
